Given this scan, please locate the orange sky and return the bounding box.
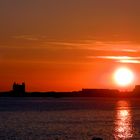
[1,0,140,91]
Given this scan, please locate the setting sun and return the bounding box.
[113,67,134,87]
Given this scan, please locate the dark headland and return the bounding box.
[0,82,140,98]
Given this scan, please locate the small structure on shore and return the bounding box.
[13,82,25,95]
[134,85,140,93]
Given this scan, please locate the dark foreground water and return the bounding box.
[0,97,140,140]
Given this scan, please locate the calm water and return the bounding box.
[0,97,140,140]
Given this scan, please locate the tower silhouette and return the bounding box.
[13,82,25,95]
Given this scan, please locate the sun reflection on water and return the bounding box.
[114,101,133,139]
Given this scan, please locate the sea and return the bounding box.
[0,97,140,140]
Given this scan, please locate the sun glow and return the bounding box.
[113,67,134,87]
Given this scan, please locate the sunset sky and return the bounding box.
[1,0,140,91]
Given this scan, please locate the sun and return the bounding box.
[113,67,134,87]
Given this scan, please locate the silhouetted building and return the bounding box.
[82,88,119,97]
[13,82,25,94]
[133,85,140,93]
[82,88,118,94]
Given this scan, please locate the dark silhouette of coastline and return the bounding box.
[0,82,140,98]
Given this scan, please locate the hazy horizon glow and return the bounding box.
[1,0,140,91]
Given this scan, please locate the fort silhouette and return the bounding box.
[0,82,140,98]
[13,82,25,94]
